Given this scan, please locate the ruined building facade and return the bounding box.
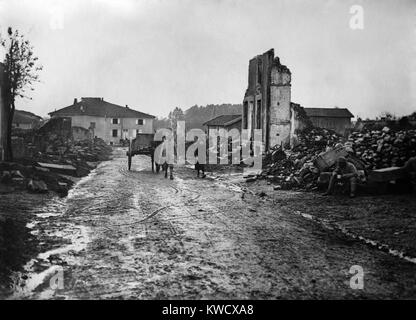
[242,49,292,151]
[242,49,354,150]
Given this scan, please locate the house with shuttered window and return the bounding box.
[49,97,155,144]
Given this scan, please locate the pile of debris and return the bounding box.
[348,128,416,170]
[1,138,112,196]
[292,127,342,156]
[32,138,112,177]
[260,127,344,190]
[0,161,74,196]
[255,126,416,192]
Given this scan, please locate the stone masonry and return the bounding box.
[242,49,292,151]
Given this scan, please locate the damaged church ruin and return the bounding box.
[243,49,292,151]
[242,49,353,151]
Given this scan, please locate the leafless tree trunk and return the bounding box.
[5,100,14,161]
[0,65,13,161]
[1,28,42,161]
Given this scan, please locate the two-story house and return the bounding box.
[49,97,155,144]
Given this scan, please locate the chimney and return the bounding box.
[126,105,128,108]
[101,97,104,101]
[74,98,78,104]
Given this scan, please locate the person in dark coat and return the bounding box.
[194,148,206,178]
[323,157,358,198]
[403,157,416,174]
[403,157,416,191]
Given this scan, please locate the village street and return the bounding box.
[4,148,416,299]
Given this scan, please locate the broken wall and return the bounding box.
[242,49,293,150]
[268,57,292,148]
[72,126,92,141]
[35,117,72,152]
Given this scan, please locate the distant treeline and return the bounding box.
[154,103,242,130]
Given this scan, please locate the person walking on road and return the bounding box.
[194,148,206,178]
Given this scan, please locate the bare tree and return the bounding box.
[168,107,184,133]
[1,27,42,161]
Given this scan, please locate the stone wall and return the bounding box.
[242,49,292,150]
[269,68,291,147]
[72,126,93,141]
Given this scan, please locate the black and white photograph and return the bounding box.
[0,0,416,307]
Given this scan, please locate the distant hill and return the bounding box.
[155,104,242,130]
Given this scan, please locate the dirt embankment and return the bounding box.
[0,138,112,196]
[0,141,113,297]
[0,193,57,298]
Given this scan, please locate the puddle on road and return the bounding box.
[9,166,103,299]
[12,218,90,299]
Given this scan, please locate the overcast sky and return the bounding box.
[0,0,415,119]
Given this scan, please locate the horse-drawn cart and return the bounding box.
[126,133,160,172]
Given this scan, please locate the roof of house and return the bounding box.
[304,107,354,118]
[48,97,156,119]
[13,110,43,124]
[203,114,242,127]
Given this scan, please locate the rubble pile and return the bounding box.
[0,161,73,196]
[260,128,344,190]
[33,138,112,176]
[1,137,112,196]
[256,126,416,192]
[348,128,416,170]
[292,127,342,156]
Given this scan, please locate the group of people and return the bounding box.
[152,136,416,195]
[171,152,416,196]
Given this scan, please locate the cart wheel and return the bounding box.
[128,153,132,171]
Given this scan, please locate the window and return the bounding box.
[112,129,118,137]
[137,119,144,125]
[256,100,261,129]
[257,60,262,85]
[136,129,143,135]
[112,118,119,124]
[90,122,96,129]
[243,102,248,128]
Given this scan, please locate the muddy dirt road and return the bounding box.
[5,148,416,299]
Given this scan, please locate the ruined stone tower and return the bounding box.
[242,49,292,151]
